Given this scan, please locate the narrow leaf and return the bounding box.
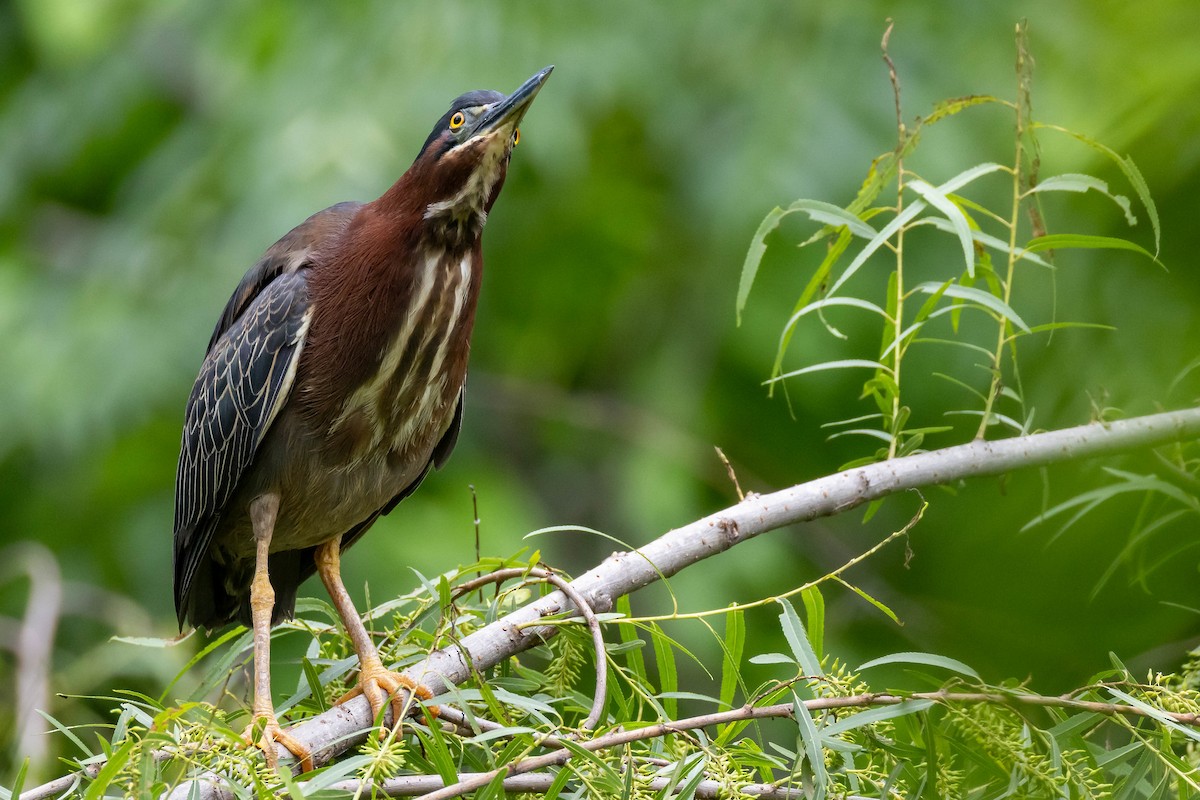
[720,608,745,709]
[821,699,935,737]
[770,227,854,391]
[827,198,928,297]
[777,598,822,678]
[780,297,889,343]
[800,586,825,662]
[738,206,786,324]
[1026,173,1135,225]
[651,623,679,719]
[1023,233,1162,266]
[833,577,901,625]
[767,359,891,385]
[794,699,829,800]
[923,95,1006,125]
[82,738,136,800]
[856,651,981,680]
[1034,124,1161,255]
[783,198,878,238]
[1108,688,1200,744]
[911,281,1031,332]
[922,216,1052,268]
[908,179,976,276]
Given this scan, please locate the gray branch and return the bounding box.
[281,408,1200,768]
[22,407,1200,800]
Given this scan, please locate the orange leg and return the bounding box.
[314,536,436,730]
[243,493,313,773]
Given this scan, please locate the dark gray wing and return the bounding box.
[173,202,361,628]
[173,271,311,625]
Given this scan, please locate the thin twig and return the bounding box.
[714,446,744,502]
[452,565,607,731]
[468,485,483,603]
[320,772,811,797]
[416,690,1200,800]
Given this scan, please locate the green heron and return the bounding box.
[173,66,552,769]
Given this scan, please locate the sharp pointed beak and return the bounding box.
[474,66,553,138]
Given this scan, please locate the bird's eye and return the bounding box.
[513,128,521,147]
[449,111,466,131]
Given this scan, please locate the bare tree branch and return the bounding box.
[276,408,1200,771]
[22,406,1200,800]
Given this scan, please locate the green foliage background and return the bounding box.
[1,0,1198,781]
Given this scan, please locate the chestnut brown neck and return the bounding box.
[297,178,485,434]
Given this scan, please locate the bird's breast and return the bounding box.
[324,248,477,468]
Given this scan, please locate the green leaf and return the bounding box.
[767,359,891,385]
[921,216,1052,268]
[738,206,786,324]
[1022,321,1116,336]
[827,198,928,297]
[110,630,195,648]
[617,596,648,684]
[161,625,246,704]
[300,657,329,713]
[825,427,894,444]
[780,296,889,340]
[557,738,625,786]
[737,193,881,323]
[1022,471,1199,534]
[833,577,901,625]
[36,710,92,758]
[1023,233,1163,267]
[856,651,981,680]
[1108,688,1200,744]
[820,699,935,737]
[82,738,136,800]
[1027,173,1135,225]
[719,608,745,709]
[777,598,822,678]
[8,758,28,800]
[911,281,1031,332]
[769,227,854,391]
[1110,748,1154,800]
[922,94,1006,125]
[794,698,829,800]
[800,586,825,662]
[1034,125,1161,256]
[908,178,976,276]
[749,653,796,665]
[1119,154,1160,255]
[783,198,879,238]
[544,767,574,800]
[414,715,461,786]
[650,623,678,719]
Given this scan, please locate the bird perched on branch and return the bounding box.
[173,66,552,769]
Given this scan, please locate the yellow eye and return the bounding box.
[449,111,466,130]
[513,128,521,146]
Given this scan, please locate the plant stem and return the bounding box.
[883,20,906,460]
[977,21,1033,440]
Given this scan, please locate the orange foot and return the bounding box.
[242,711,313,773]
[336,656,438,731]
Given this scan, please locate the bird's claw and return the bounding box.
[242,712,313,773]
[337,659,438,731]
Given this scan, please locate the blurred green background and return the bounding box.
[2,0,1199,781]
